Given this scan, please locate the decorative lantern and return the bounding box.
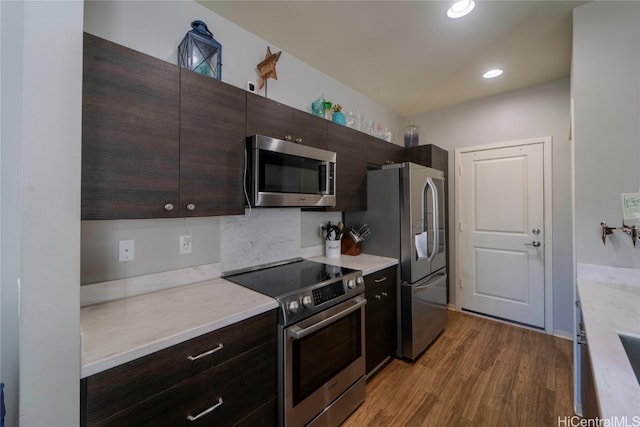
[178,20,222,80]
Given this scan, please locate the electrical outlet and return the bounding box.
[180,235,192,255]
[119,240,135,262]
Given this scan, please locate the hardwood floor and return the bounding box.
[343,310,575,426]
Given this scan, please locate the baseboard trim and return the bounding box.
[554,329,574,341]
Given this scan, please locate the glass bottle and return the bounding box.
[404,121,419,147]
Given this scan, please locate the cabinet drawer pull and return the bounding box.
[374,276,387,283]
[187,343,224,361]
[164,203,174,211]
[381,292,388,298]
[186,397,223,421]
[186,203,196,211]
[374,294,382,300]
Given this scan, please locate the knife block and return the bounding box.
[341,235,361,256]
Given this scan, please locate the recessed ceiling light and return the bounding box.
[483,69,504,79]
[447,0,476,19]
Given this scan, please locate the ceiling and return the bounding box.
[199,1,585,117]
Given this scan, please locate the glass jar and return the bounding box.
[404,122,419,147]
[346,112,356,128]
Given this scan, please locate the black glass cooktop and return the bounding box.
[224,259,359,298]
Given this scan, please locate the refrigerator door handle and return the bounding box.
[412,272,447,291]
[431,177,439,262]
[416,178,429,261]
[422,177,438,263]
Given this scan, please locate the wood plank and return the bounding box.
[343,311,575,427]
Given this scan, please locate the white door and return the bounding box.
[459,143,545,328]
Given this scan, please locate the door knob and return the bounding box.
[524,241,541,247]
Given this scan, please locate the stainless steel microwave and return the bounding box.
[246,135,336,207]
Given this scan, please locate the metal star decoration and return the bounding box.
[257,46,282,89]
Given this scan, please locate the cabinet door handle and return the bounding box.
[381,292,388,298]
[164,203,174,211]
[374,277,387,283]
[186,397,223,421]
[187,343,223,361]
[186,203,196,211]
[374,294,382,300]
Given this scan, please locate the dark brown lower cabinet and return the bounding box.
[581,340,600,419]
[579,306,600,419]
[365,266,398,376]
[81,310,277,427]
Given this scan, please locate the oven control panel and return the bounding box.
[312,281,345,305]
[282,272,364,324]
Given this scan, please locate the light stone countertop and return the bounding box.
[80,253,397,379]
[577,263,640,419]
[309,253,398,276]
[80,277,278,378]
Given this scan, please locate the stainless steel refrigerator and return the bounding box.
[347,162,447,360]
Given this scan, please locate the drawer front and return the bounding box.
[86,310,277,425]
[235,398,277,427]
[94,339,277,427]
[365,266,396,294]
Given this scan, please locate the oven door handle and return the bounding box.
[287,296,366,340]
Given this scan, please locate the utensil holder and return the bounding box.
[325,240,341,258]
[341,235,361,256]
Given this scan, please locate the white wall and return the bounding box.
[573,1,640,268]
[409,78,574,334]
[83,0,404,141]
[81,217,222,284]
[16,2,83,425]
[1,2,25,425]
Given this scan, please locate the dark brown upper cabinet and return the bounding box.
[82,32,180,220]
[406,144,448,173]
[81,33,246,219]
[179,70,246,217]
[367,137,406,169]
[246,93,328,150]
[327,122,368,212]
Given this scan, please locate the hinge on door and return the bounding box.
[458,165,462,176]
[458,222,462,232]
[459,278,463,289]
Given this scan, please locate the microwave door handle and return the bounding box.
[318,161,330,195]
[325,161,331,195]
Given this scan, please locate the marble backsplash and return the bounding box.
[221,208,301,273]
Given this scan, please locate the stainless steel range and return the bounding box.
[224,258,366,427]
